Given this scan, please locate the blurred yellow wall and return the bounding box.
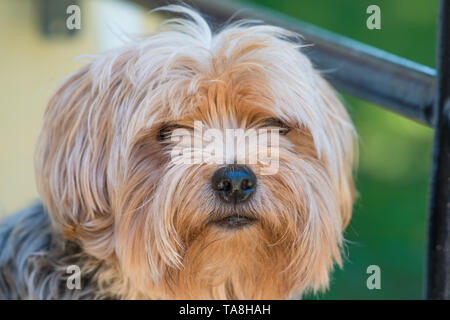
[0,0,159,217]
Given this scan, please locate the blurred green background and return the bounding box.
[235,0,436,299]
[0,0,437,299]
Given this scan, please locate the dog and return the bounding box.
[0,5,356,299]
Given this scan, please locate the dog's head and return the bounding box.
[35,6,356,299]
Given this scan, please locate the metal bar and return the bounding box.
[132,0,437,126]
[426,0,450,300]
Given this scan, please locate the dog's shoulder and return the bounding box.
[0,203,55,299]
[0,203,103,299]
[0,202,52,256]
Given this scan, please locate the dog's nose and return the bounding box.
[211,166,256,204]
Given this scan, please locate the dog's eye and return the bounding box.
[259,118,290,135]
[157,124,188,141]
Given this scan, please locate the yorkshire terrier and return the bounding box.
[0,5,356,299]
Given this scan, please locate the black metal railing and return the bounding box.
[131,0,450,299]
[426,0,450,300]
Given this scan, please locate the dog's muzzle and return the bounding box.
[211,165,256,204]
[211,166,257,229]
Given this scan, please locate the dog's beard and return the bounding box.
[115,143,343,299]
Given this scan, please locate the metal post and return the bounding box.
[426,0,450,300]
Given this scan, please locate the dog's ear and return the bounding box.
[35,65,115,259]
[314,73,357,230]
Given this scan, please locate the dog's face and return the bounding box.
[35,7,356,299]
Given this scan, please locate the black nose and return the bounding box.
[211,166,257,204]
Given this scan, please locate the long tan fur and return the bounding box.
[1,5,357,300]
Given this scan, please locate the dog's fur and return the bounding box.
[0,6,357,299]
